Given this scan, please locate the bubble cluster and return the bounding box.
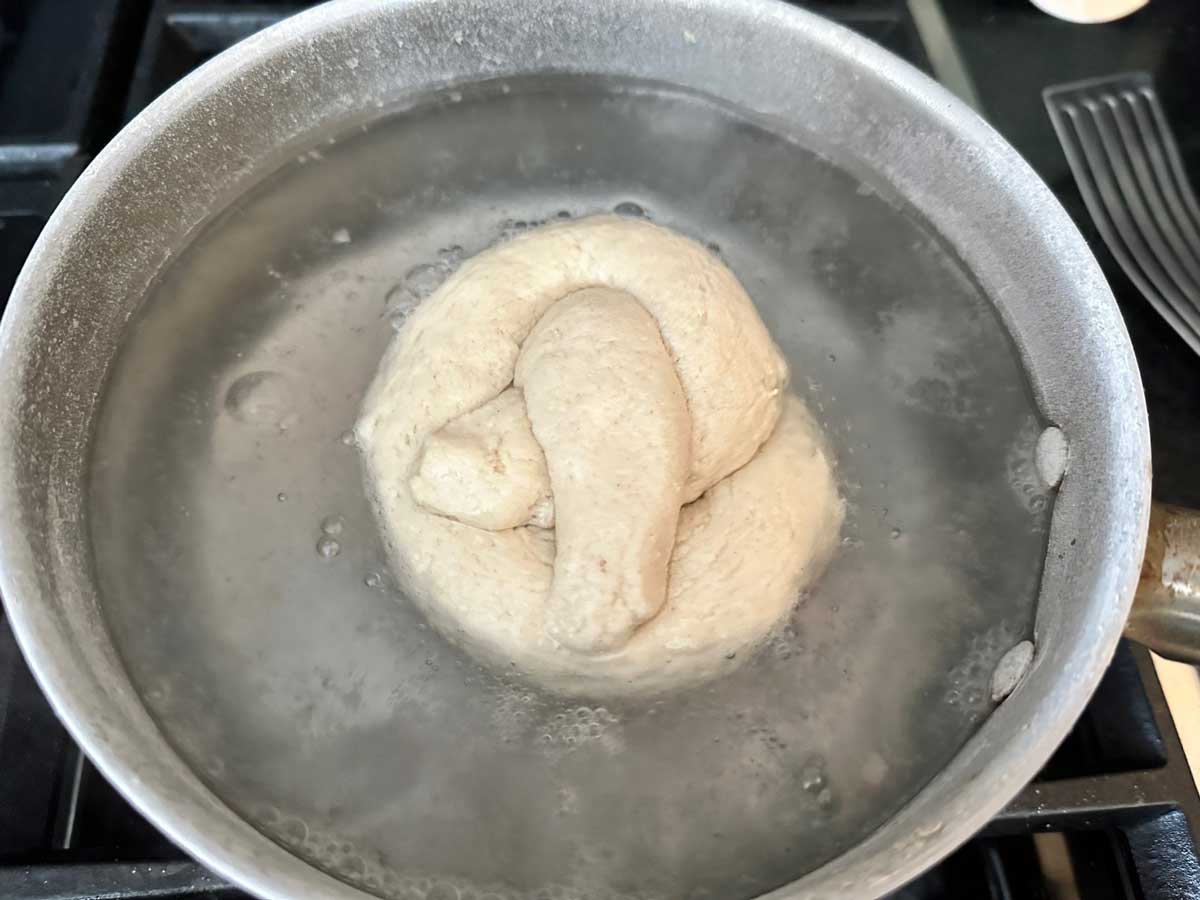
[487,683,541,743]
[538,704,623,758]
[1006,417,1054,516]
[765,620,801,662]
[384,246,467,331]
[255,800,659,900]
[256,807,522,900]
[384,285,420,331]
[798,755,837,812]
[799,755,826,793]
[496,217,545,242]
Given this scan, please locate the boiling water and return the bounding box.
[89,77,1052,899]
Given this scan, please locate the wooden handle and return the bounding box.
[1125,502,1200,663]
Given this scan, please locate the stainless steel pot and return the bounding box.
[1,1,1198,898]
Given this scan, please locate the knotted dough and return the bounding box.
[356,216,842,694]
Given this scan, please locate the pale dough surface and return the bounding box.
[356,215,843,694]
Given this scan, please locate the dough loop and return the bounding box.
[357,216,842,694]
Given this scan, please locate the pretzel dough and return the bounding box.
[357,216,842,694]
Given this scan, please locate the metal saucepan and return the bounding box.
[1,1,1198,898]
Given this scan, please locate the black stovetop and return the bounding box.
[2,2,1200,899]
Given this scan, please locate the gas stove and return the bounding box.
[2,2,1200,898]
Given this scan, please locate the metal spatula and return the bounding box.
[1045,73,1200,356]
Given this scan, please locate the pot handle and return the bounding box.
[1125,502,1200,663]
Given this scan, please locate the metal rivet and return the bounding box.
[1035,426,1068,489]
[991,640,1034,702]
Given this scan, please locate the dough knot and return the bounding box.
[357,216,842,694]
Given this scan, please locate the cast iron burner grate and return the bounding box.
[2,2,1200,899]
